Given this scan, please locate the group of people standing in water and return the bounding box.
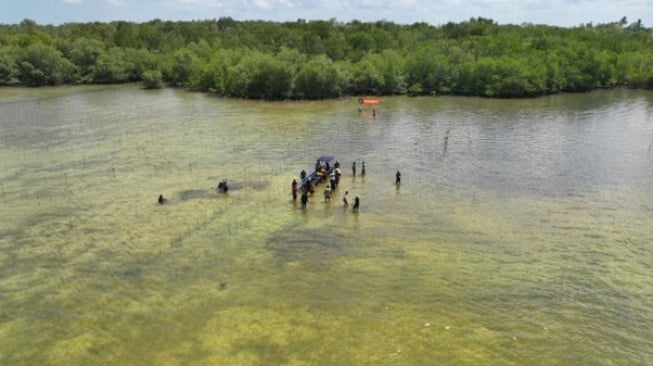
[158,160,399,212]
[293,160,400,212]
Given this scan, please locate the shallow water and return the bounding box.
[1,85,652,365]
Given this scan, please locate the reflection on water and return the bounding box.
[1,85,652,365]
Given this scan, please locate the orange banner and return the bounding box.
[358,97,380,105]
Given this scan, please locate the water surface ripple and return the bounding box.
[0,85,652,365]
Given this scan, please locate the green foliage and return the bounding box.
[68,37,104,82]
[351,54,385,95]
[92,47,138,83]
[142,69,163,89]
[0,46,20,85]
[225,51,292,99]
[617,51,653,88]
[294,54,347,99]
[191,48,245,94]
[376,50,406,94]
[405,47,453,95]
[0,17,652,98]
[164,48,201,87]
[15,42,75,86]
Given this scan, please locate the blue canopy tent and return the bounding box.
[302,155,335,187]
[316,155,334,164]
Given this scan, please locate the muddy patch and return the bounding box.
[266,226,355,269]
[177,189,211,201]
[204,179,270,192]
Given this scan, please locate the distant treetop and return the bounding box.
[1,17,651,98]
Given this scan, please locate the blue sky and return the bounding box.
[2,0,652,27]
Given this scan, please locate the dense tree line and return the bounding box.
[1,17,652,99]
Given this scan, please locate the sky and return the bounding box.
[1,0,652,28]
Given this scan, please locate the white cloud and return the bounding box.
[176,0,299,9]
[177,0,226,7]
[54,0,652,27]
[251,0,272,10]
[248,0,302,10]
[103,0,125,6]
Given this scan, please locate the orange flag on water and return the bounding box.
[358,97,381,105]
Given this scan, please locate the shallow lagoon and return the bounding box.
[1,85,652,365]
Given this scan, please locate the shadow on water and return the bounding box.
[230,341,289,365]
[177,180,271,201]
[266,225,355,269]
[116,264,143,282]
[177,189,211,201]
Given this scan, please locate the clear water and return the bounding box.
[1,85,652,365]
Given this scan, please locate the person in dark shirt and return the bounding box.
[291,179,298,201]
[301,191,309,209]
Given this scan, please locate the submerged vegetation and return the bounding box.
[1,17,652,99]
